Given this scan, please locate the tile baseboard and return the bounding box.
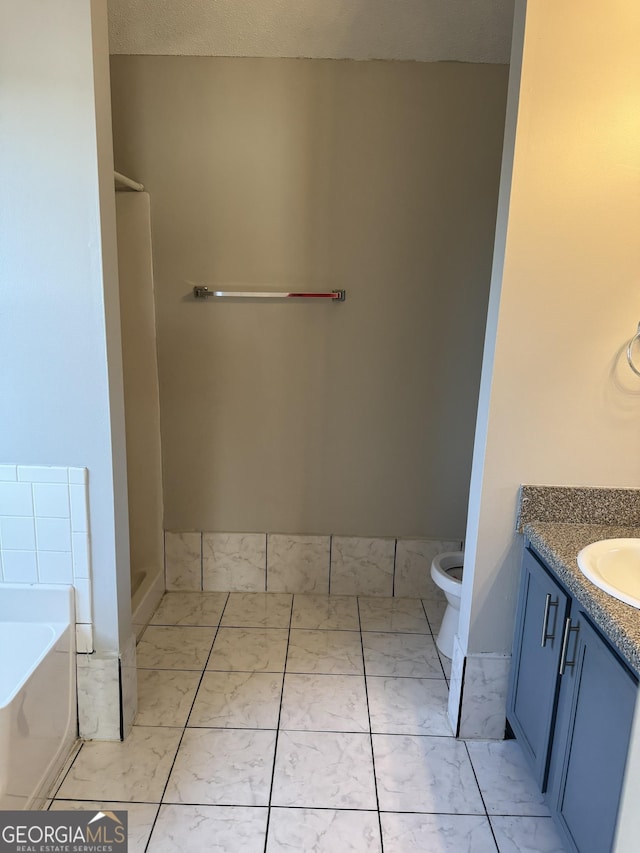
[164,531,463,597]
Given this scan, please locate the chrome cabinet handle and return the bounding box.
[540,593,559,648]
[559,617,580,675]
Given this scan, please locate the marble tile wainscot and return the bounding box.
[165,532,462,597]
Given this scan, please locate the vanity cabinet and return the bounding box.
[507,546,638,853]
[507,548,570,788]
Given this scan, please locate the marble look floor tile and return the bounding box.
[150,592,228,626]
[358,597,429,634]
[381,812,497,853]
[136,626,216,670]
[291,594,360,631]
[165,532,202,591]
[267,534,331,594]
[465,740,550,816]
[267,808,382,853]
[287,629,363,675]
[366,676,453,735]
[490,816,566,853]
[272,731,377,810]
[373,734,484,814]
[136,669,201,727]
[422,597,447,634]
[438,649,452,678]
[148,804,268,853]
[207,628,289,672]
[203,532,267,593]
[164,728,276,806]
[50,801,159,853]
[221,592,292,628]
[188,671,283,729]
[279,674,369,732]
[362,632,443,678]
[330,536,395,597]
[56,726,182,803]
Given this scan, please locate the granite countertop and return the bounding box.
[523,520,640,676]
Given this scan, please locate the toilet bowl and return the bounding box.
[430,551,464,659]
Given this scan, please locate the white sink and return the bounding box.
[577,538,640,609]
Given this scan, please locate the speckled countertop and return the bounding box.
[523,521,640,676]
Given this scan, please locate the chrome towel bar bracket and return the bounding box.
[193,286,345,302]
[627,322,640,377]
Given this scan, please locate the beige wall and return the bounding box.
[110,57,508,538]
[459,0,640,659]
[115,192,164,595]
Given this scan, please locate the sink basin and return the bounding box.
[577,538,640,609]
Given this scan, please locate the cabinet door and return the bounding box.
[507,548,570,788]
[547,612,638,853]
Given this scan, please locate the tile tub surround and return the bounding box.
[0,465,93,647]
[165,532,463,596]
[49,592,566,853]
[0,465,139,742]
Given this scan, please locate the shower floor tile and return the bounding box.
[52,593,548,853]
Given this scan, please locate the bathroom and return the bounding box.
[1,0,639,851]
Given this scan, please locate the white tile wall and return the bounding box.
[0,464,93,650]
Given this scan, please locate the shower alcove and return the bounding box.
[115,176,165,635]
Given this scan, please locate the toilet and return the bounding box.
[430,551,464,659]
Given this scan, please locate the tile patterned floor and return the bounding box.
[50,592,567,852]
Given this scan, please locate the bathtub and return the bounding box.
[0,584,77,809]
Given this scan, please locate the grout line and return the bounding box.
[263,594,294,853]
[462,740,500,850]
[264,533,268,593]
[356,597,385,853]
[47,739,84,803]
[392,538,397,598]
[142,593,231,852]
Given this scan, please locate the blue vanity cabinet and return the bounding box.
[545,610,637,853]
[507,548,571,788]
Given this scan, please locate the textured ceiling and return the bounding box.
[108,0,514,63]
